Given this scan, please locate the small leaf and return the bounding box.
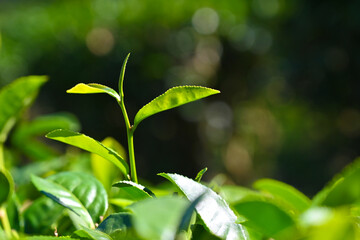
[195,167,208,182]
[253,178,311,213]
[129,196,189,240]
[72,228,113,240]
[112,180,155,201]
[0,169,13,205]
[133,86,220,130]
[232,200,295,238]
[160,173,249,240]
[312,157,360,207]
[46,129,129,177]
[0,76,47,143]
[67,83,120,101]
[118,53,131,97]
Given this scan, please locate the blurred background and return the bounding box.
[0,0,359,196]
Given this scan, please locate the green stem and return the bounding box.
[118,100,138,183]
[0,144,4,170]
[0,207,12,238]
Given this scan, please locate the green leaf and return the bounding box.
[253,178,311,213]
[219,185,264,205]
[46,129,129,177]
[312,157,360,207]
[25,236,79,240]
[0,169,13,205]
[232,200,295,238]
[91,137,126,192]
[118,53,131,97]
[97,213,136,239]
[112,180,155,201]
[159,173,249,240]
[133,86,220,130]
[128,196,189,240]
[31,172,108,229]
[67,83,120,102]
[195,167,208,182]
[72,228,113,240]
[0,76,47,143]
[11,113,80,161]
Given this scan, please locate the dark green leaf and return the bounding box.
[72,228,113,240]
[0,76,47,143]
[133,86,220,130]
[0,169,14,205]
[67,83,120,102]
[129,196,189,240]
[195,168,208,182]
[232,200,295,238]
[112,180,154,201]
[312,157,360,207]
[253,178,311,213]
[46,129,129,177]
[97,213,136,239]
[159,173,249,240]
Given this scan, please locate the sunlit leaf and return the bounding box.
[128,196,189,240]
[232,200,296,238]
[46,129,129,177]
[195,167,208,182]
[159,173,249,240]
[0,169,13,205]
[133,86,220,130]
[0,76,47,143]
[91,137,126,192]
[71,228,113,240]
[112,180,154,201]
[253,178,311,213]
[312,157,360,207]
[67,83,120,102]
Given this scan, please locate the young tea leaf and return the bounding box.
[0,76,47,143]
[112,180,155,201]
[133,86,220,130]
[253,178,311,213]
[31,175,95,229]
[195,167,208,182]
[67,83,120,102]
[46,129,129,177]
[159,173,249,240]
[118,53,130,97]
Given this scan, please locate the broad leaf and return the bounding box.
[0,76,47,143]
[312,157,360,207]
[0,169,13,205]
[112,180,154,201]
[133,86,220,130]
[219,185,264,205]
[232,200,295,238]
[160,173,249,240]
[46,129,129,177]
[67,83,120,102]
[11,113,80,161]
[253,178,311,213]
[97,213,136,239]
[91,137,126,192]
[72,228,113,240]
[195,167,208,182]
[128,196,189,240]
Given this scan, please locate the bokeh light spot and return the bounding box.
[192,8,219,35]
[86,28,114,56]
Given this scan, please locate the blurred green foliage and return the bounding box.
[0,0,359,195]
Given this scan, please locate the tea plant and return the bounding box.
[0,55,359,240]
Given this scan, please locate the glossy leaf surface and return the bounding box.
[112,180,154,201]
[46,129,129,176]
[67,83,120,102]
[253,178,311,213]
[133,86,220,130]
[160,173,249,240]
[233,200,295,237]
[129,196,188,240]
[0,76,47,143]
[312,157,360,207]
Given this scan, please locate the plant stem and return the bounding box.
[0,207,12,238]
[118,100,138,183]
[0,143,4,170]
